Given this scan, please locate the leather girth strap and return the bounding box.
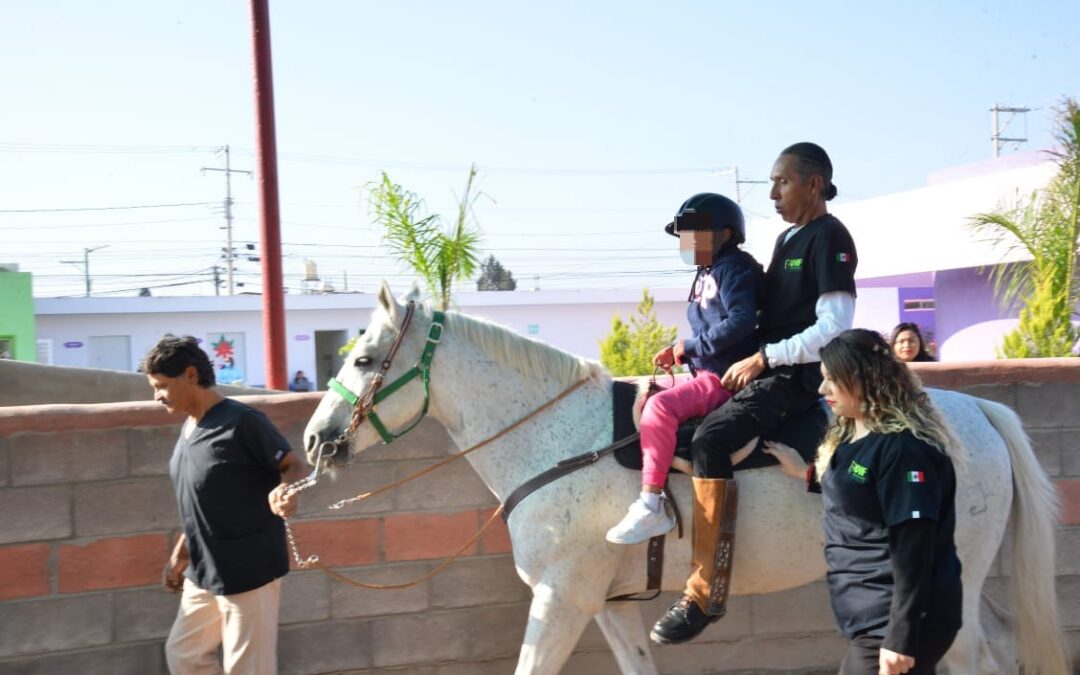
[501,433,641,521]
[500,434,681,603]
[608,534,665,602]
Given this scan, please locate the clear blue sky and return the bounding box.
[3,1,1078,297]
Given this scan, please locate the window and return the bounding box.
[903,299,935,311]
[36,339,53,364]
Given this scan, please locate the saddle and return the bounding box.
[610,378,827,473]
[502,378,829,602]
[600,378,828,602]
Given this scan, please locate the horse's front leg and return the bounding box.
[595,601,659,675]
[515,582,596,675]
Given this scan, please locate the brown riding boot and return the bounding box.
[687,477,738,614]
[650,477,738,645]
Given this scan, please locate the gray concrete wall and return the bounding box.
[0,359,273,406]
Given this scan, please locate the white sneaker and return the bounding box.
[606,497,676,544]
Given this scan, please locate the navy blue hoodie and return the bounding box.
[681,246,764,377]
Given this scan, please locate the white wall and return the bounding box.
[35,290,694,387]
[35,285,913,387]
[850,287,901,336]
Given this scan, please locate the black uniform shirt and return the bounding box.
[759,214,857,346]
[170,398,291,595]
[821,430,961,642]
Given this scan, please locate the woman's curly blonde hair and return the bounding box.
[814,328,955,479]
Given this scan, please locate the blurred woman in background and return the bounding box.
[890,323,935,362]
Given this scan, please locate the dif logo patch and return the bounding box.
[847,460,869,483]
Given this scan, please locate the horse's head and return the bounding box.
[303,279,441,468]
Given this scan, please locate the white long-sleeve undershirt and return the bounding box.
[762,291,855,367]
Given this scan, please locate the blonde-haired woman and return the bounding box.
[766,328,962,675]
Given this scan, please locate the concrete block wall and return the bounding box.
[0,360,1078,674]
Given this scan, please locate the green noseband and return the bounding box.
[327,310,445,445]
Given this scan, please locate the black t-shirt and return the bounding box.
[759,214,857,346]
[169,398,291,595]
[821,429,961,641]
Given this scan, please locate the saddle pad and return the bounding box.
[611,379,828,472]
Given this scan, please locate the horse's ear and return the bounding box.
[377,279,400,323]
[403,280,422,305]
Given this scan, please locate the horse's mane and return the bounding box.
[442,309,607,387]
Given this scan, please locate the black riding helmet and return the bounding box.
[663,192,745,245]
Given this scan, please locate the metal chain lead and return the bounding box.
[281,444,325,569]
[284,516,319,568]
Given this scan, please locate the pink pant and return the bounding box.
[640,371,733,488]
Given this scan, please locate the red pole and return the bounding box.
[249,0,287,390]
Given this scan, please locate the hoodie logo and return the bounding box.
[784,257,803,271]
[694,274,718,309]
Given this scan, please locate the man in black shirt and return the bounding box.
[652,143,858,645]
[142,336,307,674]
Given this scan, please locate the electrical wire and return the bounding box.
[0,142,219,154]
[0,201,214,214]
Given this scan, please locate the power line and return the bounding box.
[0,201,214,214]
[89,278,217,296]
[0,142,219,154]
[3,217,212,231]
[0,140,722,176]
[231,147,719,176]
[32,269,218,280]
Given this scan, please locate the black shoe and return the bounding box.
[649,595,720,645]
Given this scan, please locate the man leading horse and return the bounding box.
[650,141,860,644]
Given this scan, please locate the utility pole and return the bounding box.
[60,245,108,297]
[990,103,1030,158]
[202,145,252,295]
[733,165,768,204]
[212,265,222,296]
[712,166,767,203]
[250,0,288,390]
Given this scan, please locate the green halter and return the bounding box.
[327,309,445,444]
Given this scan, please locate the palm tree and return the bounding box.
[368,164,482,310]
[968,99,1080,357]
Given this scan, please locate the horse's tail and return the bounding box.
[975,397,1069,675]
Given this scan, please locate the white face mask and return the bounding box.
[679,230,723,266]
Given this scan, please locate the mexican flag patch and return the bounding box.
[836,252,851,262]
[907,471,925,483]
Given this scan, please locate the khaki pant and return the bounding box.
[165,577,282,675]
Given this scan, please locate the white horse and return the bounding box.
[303,282,1069,675]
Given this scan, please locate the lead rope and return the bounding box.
[281,376,593,589]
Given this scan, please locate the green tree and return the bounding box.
[599,289,679,376]
[341,166,483,357]
[968,100,1080,358]
[477,255,517,290]
[370,164,482,310]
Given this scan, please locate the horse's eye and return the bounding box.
[354,356,373,367]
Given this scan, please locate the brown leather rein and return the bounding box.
[285,303,673,598]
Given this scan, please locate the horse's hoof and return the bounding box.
[649,595,720,645]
